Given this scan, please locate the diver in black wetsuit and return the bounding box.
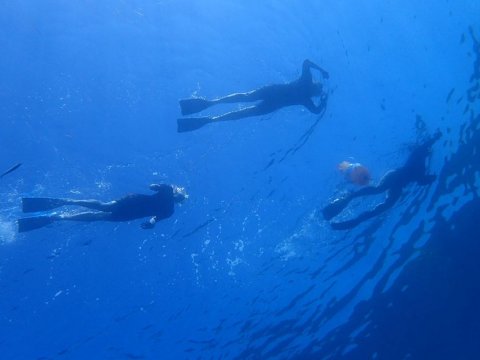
[322,131,442,230]
[17,184,188,233]
[177,59,329,132]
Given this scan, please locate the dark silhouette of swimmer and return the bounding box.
[322,131,442,230]
[177,59,329,132]
[17,184,188,233]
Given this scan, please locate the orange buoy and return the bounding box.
[338,161,371,186]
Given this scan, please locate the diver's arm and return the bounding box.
[302,59,329,79]
[149,184,169,192]
[141,216,157,229]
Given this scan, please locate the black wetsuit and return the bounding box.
[323,132,442,230]
[107,185,174,221]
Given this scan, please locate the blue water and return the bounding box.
[1,1,480,359]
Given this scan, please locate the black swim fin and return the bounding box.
[322,197,350,221]
[177,117,212,133]
[330,219,356,231]
[17,216,54,233]
[22,197,67,213]
[179,98,212,116]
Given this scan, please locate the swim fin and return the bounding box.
[177,117,212,133]
[179,98,212,116]
[330,219,356,231]
[322,197,350,221]
[22,197,67,213]
[17,216,54,233]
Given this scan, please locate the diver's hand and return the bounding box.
[141,217,157,229]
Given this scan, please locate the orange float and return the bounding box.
[338,161,371,186]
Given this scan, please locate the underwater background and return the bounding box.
[1,1,480,359]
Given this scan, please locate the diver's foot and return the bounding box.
[179,98,212,116]
[322,197,349,221]
[177,117,212,133]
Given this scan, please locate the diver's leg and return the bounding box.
[55,212,112,222]
[330,189,401,230]
[345,170,400,200]
[60,200,116,212]
[212,89,264,104]
[322,185,383,221]
[376,170,401,191]
[325,172,402,225]
[211,101,276,122]
[180,89,264,116]
[212,85,278,105]
[178,91,262,118]
[322,177,395,221]
[352,191,399,223]
[368,189,401,216]
[178,106,264,131]
[178,100,277,131]
[330,206,383,230]
[211,106,262,122]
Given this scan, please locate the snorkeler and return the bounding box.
[17,184,188,233]
[177,59,329,132]
[323,131,442,230]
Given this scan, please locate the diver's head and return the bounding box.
[173,185,189,203]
